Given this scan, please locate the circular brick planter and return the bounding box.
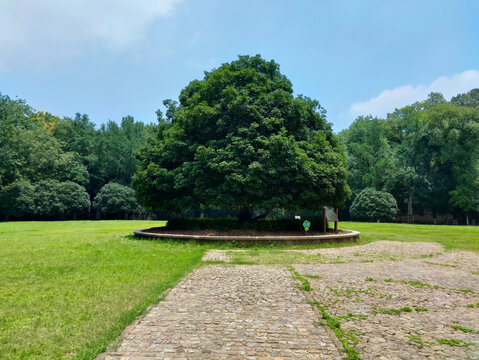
[133,228,360,245]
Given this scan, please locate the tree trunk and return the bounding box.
[407,195,414,224]
[236,206,253,224]
[466,213,469,226]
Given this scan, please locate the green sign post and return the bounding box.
[302,220,311,233]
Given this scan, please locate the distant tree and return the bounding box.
[56,181,91,219]
[451,88,479,108]
[93,182,141,219]
[52,113,96,157]
[449,180,478,225]
[338,116,395,199]
[350,188,398,222]
[51,113,99,193]
[33,180,90,220]
[162,99,178,121]
[0,93,34,187]
[422,103,479,223]
[92,116,147,194]
[14,125,89,185]
[385,93,449,223]
[133,55,350,222]
[0,180,36,220]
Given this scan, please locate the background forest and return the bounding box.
[1,89,478,224]
[339,89,479,225]
[0,93,151,220]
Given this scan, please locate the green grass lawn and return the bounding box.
[1,220,478,359]
[0,221,208,360]
[341,222,479,252]
[223,222,479,265]
[227,222,479,252]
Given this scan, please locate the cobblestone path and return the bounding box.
[294,249,479,360]
[105,265,341,359]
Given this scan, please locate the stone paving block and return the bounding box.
[105,265,340,359]
[296,252,479,360]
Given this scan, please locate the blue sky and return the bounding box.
[1,0,478,131]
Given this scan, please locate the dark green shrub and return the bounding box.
[166,217,324,232]
[55,181,91,219]
[350,188,398,222]
[33,180,90,219]
[0,179,90,220]
[93,182,141,219]
[0,180,36,219]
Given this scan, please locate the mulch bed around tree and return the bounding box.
[145,228,350,237]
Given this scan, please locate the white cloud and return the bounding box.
[349,70,479,119]
[0,0,182,70]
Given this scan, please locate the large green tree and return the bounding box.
[133,55,350,221]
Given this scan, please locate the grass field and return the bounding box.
[0,221,208,360]
[0,220,478,359]
[341,222,479,252]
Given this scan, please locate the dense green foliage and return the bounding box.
[1,64,479,224]
[166,217,324,232]
[93,182,141,219]
[349,188,398,222]
[133,55,350,221]
[33,180,90,220]
[339,89,479,224]
[0,93,148,220]
[0,220,206,359]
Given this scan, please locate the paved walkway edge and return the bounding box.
[290,270,347,357]
[95,288,173,360]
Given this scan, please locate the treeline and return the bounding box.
[2,88,478,224]
[0,93,149,220]
[339,89,479,224]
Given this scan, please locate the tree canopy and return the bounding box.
[133,55,350,221]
